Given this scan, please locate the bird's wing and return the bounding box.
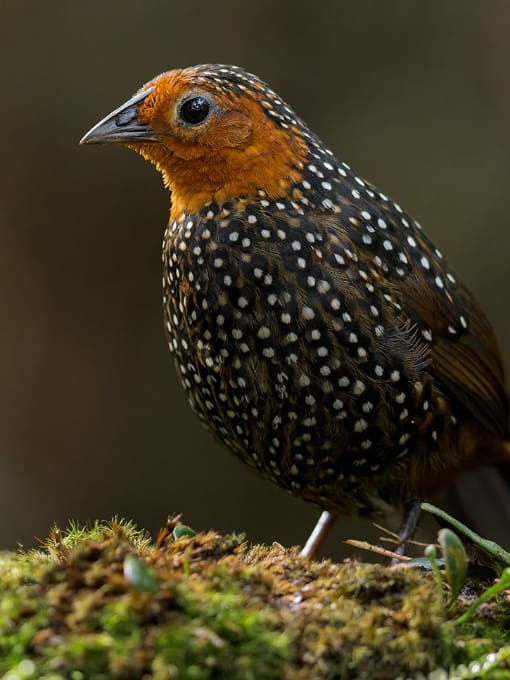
[316,199,509,438]
[401,264,508,438]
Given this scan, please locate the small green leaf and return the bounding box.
[438,528,467,606]
[173,524,197,540]
[424,544,445,602]
[123,554,159,593]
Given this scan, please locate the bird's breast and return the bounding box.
[159,200,451,511]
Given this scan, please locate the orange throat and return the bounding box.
[163,145,306,221]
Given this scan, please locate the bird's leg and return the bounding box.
[300,510,338,559]
[394,499,422,557]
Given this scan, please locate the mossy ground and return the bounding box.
[0,518,509,679]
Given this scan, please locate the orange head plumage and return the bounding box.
[81,65,308,220]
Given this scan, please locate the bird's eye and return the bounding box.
[179,96,211,125]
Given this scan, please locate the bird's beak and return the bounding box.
[80,86,157,145]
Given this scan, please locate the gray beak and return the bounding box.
[80,86,157,145]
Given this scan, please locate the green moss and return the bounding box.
[152,582,289,679]
[0,519,509,679]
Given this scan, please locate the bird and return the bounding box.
[81,64,510,558]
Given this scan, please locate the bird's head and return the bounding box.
[81,65,309,220]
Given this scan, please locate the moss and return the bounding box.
[0,518,509,679]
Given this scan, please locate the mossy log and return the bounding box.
[0,519,509,679]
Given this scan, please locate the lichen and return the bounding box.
[0,518,509,679]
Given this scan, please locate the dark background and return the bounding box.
[1,1,510,556]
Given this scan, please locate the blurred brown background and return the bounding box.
[1,1,509,556]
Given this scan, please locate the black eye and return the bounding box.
[180,96,211,125]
